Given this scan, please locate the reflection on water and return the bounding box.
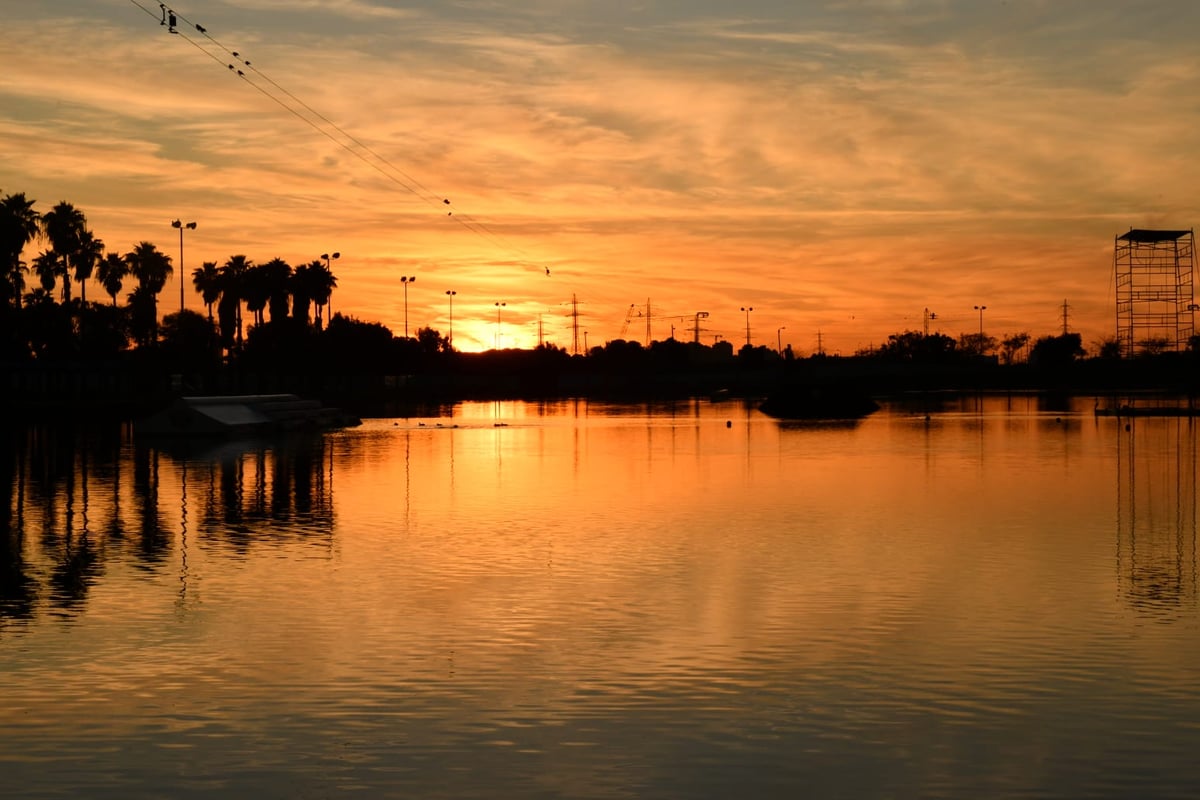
[1116,418,1199,620]
[1,426,335,625]
[3,396,1200,799]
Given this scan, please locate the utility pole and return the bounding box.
[571,294,580,355]
[1061,299,1071,335]
[538,313,544,348]
[923,307,937,337]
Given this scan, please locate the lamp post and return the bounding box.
[321,252,340,325]
[974,304,987,357]
[494,301,506,349]
[740,306,754,347]
[777,326,786,354]
[171,219,196,314]
[445,290,456,347]
[584,330,589,352]
[400,275,416,338]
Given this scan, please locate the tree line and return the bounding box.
[0,192,338,359]
[2,190,1186,385]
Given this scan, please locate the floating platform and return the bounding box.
[136,394,361,437]
[759,386,879,420]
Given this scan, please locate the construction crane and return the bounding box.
[617,301,710,345]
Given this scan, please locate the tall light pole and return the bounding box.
[740,306,754,347]
[777,325,786,354]
[171,219,196,314]
[445,290,456,348]
[494,301,506,349]
[974,304,987,338]
[321,252,340,325]
[400,275,416,338]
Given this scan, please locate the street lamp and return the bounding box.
[171,219,196,314]
[321,252,340,325]
[400,275,416,338]
[494,301,506,349]
[777,326,786,353]
[445,290,456,347]
[740,306,754,347]
[974,304,987,338]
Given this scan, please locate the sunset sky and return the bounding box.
[4,0,1199,353]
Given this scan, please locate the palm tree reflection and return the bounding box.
[2,427,336,624]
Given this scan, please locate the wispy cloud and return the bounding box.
[4,1,1199,350]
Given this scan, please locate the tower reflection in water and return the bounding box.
[0,425,335,625]
[1116,418,1199,620]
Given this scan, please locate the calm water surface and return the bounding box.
[2,396,1199,799]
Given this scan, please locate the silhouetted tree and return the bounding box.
[1029,332,1085,366]
[323,315,395,372]
[219,255,251,347]
[999,332,1030,365]
[21,287,75,358]
[96,252,129,306]
[32,251,58,294]
[241,261,270,327]
[290,260,319,324]
[126,241,173,342]
[191,260,221,322]
[876,330,958,362]
[41,201,86,303]
[1136,336,1172,356]
[160,309,220,371]
[259,257,293,324]
[415,325,449,355]
[78,302,129,357]
[127,286,159,348]
[72,228,103,305]
[958,332,997,358]
[0,192,40,309]
[308,261,337,329]
[1094,335,1122,360]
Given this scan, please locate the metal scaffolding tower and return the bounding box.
[1114,228,1195,355]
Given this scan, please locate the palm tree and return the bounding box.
[0,192,41,309]
[96,252,129,306]
[259,257,293,324]
[72,228,103,306]
[126,241,173,343]
[290,260,320,325]
[308,260,338,330]
[32,251,59,294]
[192,260,222,323]
[41,201,86,303]
[241,263,271,328]
[219,255,251,347]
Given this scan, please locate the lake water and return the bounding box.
[3,395,1199,799]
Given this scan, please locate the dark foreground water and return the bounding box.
[2,395,1199,799]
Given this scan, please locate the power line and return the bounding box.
[127,1,551,276]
